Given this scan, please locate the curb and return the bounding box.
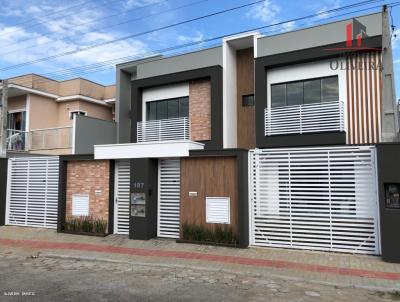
[38,252,400,292]
[1,238,400,283]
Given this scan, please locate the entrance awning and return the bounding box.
[94,140,204,159]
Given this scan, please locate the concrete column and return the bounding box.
[381,5,399,142]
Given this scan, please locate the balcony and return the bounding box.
[29,126,73,151]
[137,117,190,142]
[265,100,345,136]
[6,126,73,153]
[95,116,204,160]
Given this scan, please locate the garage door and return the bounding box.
[6,156,59,229]
[158,158,181,239]
[249,146,380,255]
[114,160,131,235]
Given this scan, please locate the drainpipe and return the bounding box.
[381,5,399,142]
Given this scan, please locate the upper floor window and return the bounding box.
[7,111,26,131]
[146,97,189,121]
[271,76,339,108]
[69,111,87,120]
[242,94,255,107]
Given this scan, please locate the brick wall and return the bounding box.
[66,160,110,222]
[189,79,211,141]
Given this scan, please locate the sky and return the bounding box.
[0,0,399,97]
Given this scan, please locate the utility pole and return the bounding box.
[381,5,399,142]
[0,79,8,158]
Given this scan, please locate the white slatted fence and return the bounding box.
[265,101,345,136]
[137,117,189,142]
[114,160,131,235]
[249,146,380,255]
[158,158,181,238]
[6,156,59,229]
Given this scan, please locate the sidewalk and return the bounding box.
[1,226,399,291]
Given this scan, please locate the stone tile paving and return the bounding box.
[1,226,400,291]
[0,249,399,302]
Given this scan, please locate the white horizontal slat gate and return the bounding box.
[6,156,59,229]
[158,158,181,239]
[114,160,131,235]
[249,146,380,255]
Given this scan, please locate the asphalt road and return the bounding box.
[0,250,397,302]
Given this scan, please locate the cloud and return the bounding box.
[246,0,280,23]
[123,0,162,10]
[280,21,296,32]
[177,31,204,43]
[0,0,150,75]
[313,0,341,20]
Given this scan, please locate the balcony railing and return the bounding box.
[7,127,73,152]
[265,100,345,136]
[137,117,190,142]
[29,126,73,150]
[6,129,28,151]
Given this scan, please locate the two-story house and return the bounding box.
[3,74,115,155]
[3,8,400,263]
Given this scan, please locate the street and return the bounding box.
[0,249,397,302]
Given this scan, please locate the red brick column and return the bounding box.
[189,79,211,141]
[66,160,110,222]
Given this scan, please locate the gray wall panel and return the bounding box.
[74,116,116,154]
[257,13,382,58]
[137,47,222,79]
[377,144,400,263]
[0,158,7,226]
[116,68,132,144]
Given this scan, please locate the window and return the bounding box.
[206,197,230,224]
[242,94,255,107]
[69,111,87,120]
[271,84,286,107]
[72,194,89,216]
[271,76,339,108]
[286,82,303,106]
[146,97,189,120]
[7,111,26,131]
[304,79,321,104]
[321,77,339,102]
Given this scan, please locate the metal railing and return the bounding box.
[137,117,190,142]
[29,126,73,151]
[6,129,28,151]
[265,100,345,136]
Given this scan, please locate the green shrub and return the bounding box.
[64,216,108,235]
[182,223,238,245]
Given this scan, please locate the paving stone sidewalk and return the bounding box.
[0,226,399,291]
[2,249,400,302]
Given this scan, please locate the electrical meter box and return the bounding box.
[131,193,146,217]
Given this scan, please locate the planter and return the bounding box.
[176,239,238,248]
[61,230,108,237]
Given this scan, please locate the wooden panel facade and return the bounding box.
[180,156,238,235]
[236,48,255,149]
[346,51,382,144]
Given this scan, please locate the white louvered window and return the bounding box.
[249,146,380,255]
[206,197,230,224]
[72,194,89,216]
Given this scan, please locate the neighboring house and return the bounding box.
[3,9,400,263]
[3,74,115,155]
